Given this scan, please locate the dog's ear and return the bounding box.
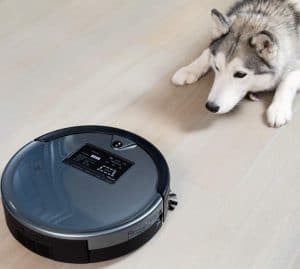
[211,9,231,39]
[249,31,278,62]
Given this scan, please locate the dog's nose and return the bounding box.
[205,102,220,113]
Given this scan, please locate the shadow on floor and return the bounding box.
[127,69,275,133]
[123,71,218,133]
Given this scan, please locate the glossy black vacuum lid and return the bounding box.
[1,126,169,236]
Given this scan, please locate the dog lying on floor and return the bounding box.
[172,0,300,128]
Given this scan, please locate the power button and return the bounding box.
[112,141,123,149]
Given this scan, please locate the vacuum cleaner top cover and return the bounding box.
[1,126,171,263]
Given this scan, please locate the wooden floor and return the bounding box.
[1,0,300,268]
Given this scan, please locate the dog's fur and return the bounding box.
[172,0,300,127]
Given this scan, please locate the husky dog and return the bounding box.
[172,0,300,127]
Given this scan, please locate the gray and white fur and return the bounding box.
[172,0,300,127]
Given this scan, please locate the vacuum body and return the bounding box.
[1,126,170,263]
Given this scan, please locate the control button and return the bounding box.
[112,141,123,149]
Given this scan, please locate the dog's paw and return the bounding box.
[171,67,199,86]
[267,103,292,128]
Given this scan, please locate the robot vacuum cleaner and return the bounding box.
[1,126,176,263]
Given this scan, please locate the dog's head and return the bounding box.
[206,9,278,114]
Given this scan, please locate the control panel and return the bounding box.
[64,144,134,183]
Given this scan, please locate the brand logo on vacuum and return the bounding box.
[90,154,101,161]
[128,214,160,239]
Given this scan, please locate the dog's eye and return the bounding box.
[234,71,247,78]
[215,65,220,71]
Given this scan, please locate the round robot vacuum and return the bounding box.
[1,126,176,263]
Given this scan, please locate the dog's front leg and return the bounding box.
[172,48,211,86]
[267,70,300,127]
